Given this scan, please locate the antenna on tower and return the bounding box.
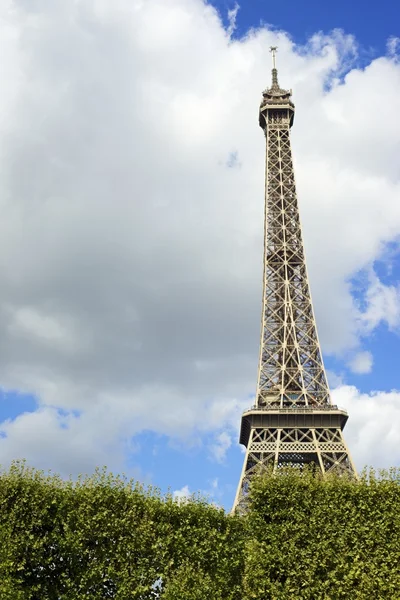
[269,46,279,88]
[269,46,278,69]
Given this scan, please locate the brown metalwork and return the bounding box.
[233,48,356,511]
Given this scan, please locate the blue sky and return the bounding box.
[0,0,399,509]
[212,0,398,57]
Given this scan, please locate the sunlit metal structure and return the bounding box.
[233,48,356,511]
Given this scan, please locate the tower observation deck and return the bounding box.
[233,48,356,511]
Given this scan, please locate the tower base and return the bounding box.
[233,407,357,512]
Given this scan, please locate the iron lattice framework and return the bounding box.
[233,49,356,511]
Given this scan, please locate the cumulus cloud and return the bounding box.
[173,478,222,504]
[333,385,400,469]
[173,484,191,502]
[226,3,240,38]
[356,272,400,334]
[387,36,400,57]
[0,0,399,474]
[348,351,373,375]
[210,431,232,463]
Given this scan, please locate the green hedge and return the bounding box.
[0,461,399,599]
[0,461,243,599]
[245,467,400,599]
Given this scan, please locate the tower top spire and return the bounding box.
[263,45,290,98]
[259,47,295,128]
[270,46,277,68]
[269,46,279,88]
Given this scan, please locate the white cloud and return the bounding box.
[210,477,219,491]
[357,272,400,334]
[210,431,232,463]
[173,484,191,502]
[326,369,345,388]
[0,0,398,472]
[173,479,223,504]
[226,3,239,38]
[387,36,400,57]
[0,405,135,476]
[348,351,373,374]
[7,306,80,353]
[333,385,400,469]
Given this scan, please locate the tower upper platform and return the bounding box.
[259,47,295,128]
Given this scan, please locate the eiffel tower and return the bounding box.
[233,48,356,511]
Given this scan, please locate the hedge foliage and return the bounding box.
[245,467,400,600]
[0,461,399,599]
